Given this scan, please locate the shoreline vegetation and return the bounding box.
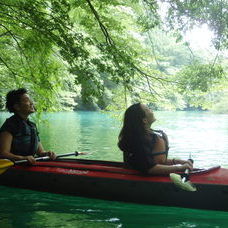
[1,103,228,114]
[0,89,228,114]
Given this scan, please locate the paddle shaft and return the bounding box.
[15,151,82,164]
[182,159,194,183]
[182,169,189,183]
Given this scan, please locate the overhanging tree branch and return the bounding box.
[85,0,171,95]
[0,55,18,80]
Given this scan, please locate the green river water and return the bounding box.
[0,111,228,228]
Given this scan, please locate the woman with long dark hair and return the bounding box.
[118,103,192,174]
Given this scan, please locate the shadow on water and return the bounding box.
[0,186,228,228]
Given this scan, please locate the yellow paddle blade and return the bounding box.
[0,159,14,169]
[170,173,197,192]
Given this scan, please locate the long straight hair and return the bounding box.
[118,103,146,152]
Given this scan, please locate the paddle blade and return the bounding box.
[0,159,14,174]
[170,173,197,192]
[0,159,14,169]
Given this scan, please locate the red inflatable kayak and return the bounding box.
[0,158,227,211]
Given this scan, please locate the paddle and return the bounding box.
[0,151,86,174]
[169,159,197,192]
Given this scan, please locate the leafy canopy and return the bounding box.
[0,0,227,110]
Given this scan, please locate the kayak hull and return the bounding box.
[0,159,227,211]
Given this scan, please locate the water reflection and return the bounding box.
[38,111,122,161]
[0,111,228,167]
[1,186,228,228]
[155,111,228,168]
[37,111,228,168]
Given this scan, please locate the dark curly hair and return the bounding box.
[6,88,28,113]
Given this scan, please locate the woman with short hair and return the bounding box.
[0,88,56,164]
